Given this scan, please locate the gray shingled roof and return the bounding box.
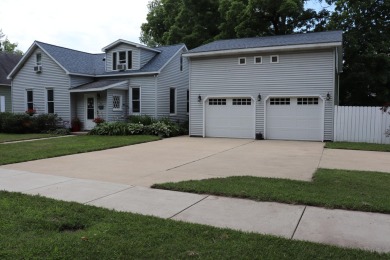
[70,79,128,92]
[36,42,185,76]
[0,52,22,85]
[188,31,343,54]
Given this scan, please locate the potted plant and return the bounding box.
[93,117,105,125]
[71,117,81,132]
[25,108,36,116]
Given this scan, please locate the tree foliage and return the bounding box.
[140,0,330,48]
[0,29,23,54]
[327,0,390,105]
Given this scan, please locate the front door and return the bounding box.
[85,94,97,130]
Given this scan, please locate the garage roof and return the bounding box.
[184,31,343,57]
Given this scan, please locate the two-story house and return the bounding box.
[183,31,343,141]
[8,40,188,129]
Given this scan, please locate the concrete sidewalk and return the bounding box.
[1,168,389,254]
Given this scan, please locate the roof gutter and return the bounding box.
[183,42,342,58]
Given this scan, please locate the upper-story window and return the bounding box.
[270,55,279,63]
[112,51,132,70]
[36,53,42,66]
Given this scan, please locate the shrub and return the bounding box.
[145,121,179,137]
[0,112,63,134]
[127,115,156,125]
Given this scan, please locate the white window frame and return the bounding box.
[238,57,246,65]
[254,56,262,64]
[36,53,42,66]
[112,94,123,111]
[186,89,189,115]
[270,55,279,63]
[112,50,133,71]
[169,87,177,115]
[46,88,54,114]
[131,87,141,114]
[26,89,34,110]
[0,96,5,112]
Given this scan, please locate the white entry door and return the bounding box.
[84,94,97,130]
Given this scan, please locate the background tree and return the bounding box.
[0,29,23,54]
[327,0,390,105]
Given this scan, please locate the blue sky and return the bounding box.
[0,0,333,54]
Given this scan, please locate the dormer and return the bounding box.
[102,40,161,73]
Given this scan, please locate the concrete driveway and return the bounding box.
[1,137,325,186]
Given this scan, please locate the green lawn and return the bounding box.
[0,133,60,143]
[153,168,390,214]
[326,142,390,152]
[0,192,387,259]
[0,135,159,165]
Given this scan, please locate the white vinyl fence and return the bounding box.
[334,106,390,144]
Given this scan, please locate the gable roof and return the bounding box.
[101,39,161,53]
[184,31,343,57]
[0,52,22,85]
[8,41,187,79]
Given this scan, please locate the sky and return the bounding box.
[0,0,331,54]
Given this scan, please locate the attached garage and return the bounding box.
[266,96,324,141]
[205,97,255,139]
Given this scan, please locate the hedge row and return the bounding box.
[0,112,64,134]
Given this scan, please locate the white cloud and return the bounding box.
[0,0,150,53]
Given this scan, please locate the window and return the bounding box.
[112,50,132,70]
[209,99,226,105]
[270,98,290,105]
[170,88,176,114]
[0,96,5,112]
[132,88,140,113]
[297,97,319,105]
[112,95,123,111]
[26,90,34,110]
[180,56,183,71]
[36,53,42,65]
[186,89,189,114]
[254,56,262,64]
[238,57,246,65]
[233,98,251,105]
[270,55,279,63]
[47,89,54,113]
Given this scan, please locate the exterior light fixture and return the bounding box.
[198,95,202,103]
[257,93,262,101]
[326,92,331,101]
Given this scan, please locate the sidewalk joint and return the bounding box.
[83,186,135,204]
[291,206,306,239]
[168,195,210,219]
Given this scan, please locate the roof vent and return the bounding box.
[34,65,42,73]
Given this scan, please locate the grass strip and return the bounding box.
[0,135,159,165]
[325,142,390,152]
[0,191,387,259]
[153,169,390,214]
[0,133,60,143]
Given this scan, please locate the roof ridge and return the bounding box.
[36,41,103,55]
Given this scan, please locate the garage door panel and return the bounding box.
[266,97,323,141]
[206,98,254,139]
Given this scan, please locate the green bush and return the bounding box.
[127,115,156,125]
[0,112,63,134]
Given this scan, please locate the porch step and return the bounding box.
[70,131,89,136]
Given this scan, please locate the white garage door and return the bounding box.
[266,97,323,141]
[205,98,254,138]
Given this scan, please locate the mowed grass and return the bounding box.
[0,192,387,259]
[0,133,59,143]
[153,169,390,214]
[0,135,159,165]
[326,142,390,152]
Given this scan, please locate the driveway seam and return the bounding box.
[83,186,136,204]
[316,144,326,170]
[166,140,255,171]
[291,206,307,239]
[168,195,210,219]
[23,178,75,192]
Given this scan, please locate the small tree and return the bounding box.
[0,29,23,54]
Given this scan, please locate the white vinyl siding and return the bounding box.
[105,44,141,72]
[189,49,335,140]
[46,89,54,114]
[0,86,11,112]
[0,96,5,112]
[169,88,176,115]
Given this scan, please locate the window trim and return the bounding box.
[36,53,42,66]
[112,94,123,111]
[254,56,262,64]
[270,55,279,63]
[26,89,34,110]
[46,88,54,114]
[112,50,133,71]
[186,89,189,115]
[131,87,141,114]
[238,57,246,65]
[169,87,177,115]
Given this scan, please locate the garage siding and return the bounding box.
[189,49,335,140]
